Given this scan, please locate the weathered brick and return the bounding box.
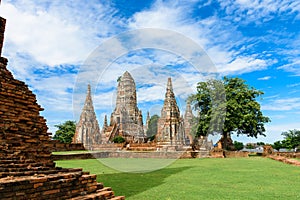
[0,15,124,200]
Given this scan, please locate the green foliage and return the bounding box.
[146,114,159,140]
[190,77,270,143]
[246,143,255,149]
[117,76,122,82]
[280,129,300,149]
[271,130,300,150]
[188,79,226,136]
[272,141,282,151]
[113,136,125,143]
[53,120,76,143]
[257,142,265,146]
[233,141,244,151]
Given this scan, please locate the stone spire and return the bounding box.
[156,78,184,145]
[146,111,150,128]
[109,71,144,142]
[138,110,143,126]
[114,71,137,116]
[184,101,194,144]
[73,84,101,148]
[103,114,108,130]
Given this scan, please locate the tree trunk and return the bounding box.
[222,132,229,150]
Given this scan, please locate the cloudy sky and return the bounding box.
[1,0,300,144]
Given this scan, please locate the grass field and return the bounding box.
[55,157,300,200]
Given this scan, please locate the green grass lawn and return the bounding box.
[55,157,300,200]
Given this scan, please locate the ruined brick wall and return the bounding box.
[0,17,5,56]
[49,140,85,151]
[0,15,124,199]
[0,58,55,174]
[0,58,124,198]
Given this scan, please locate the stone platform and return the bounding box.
[51,150,210,160]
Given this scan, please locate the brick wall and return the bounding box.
[0,17,5,56]
[49,140,85,152]
[0,58,55,174]
[0,16,124,199]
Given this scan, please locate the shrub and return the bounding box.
[113,136,125,143]
[234,141,244,151]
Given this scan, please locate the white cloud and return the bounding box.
[215,54,269,74]
[277,60,300,76]
[219,0,300,23]
[262,97,300,111]
[0,1,122,67]
[258,76,272,80]
[288,82,300,87]
[128,1,275,76]
[264,122,300,142]
[1,3,87,66]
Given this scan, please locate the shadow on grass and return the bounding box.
[97,166,192,198]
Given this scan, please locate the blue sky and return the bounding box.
[1,0,300,144]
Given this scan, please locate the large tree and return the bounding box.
[52,120,76,143]
[190,77,270,149]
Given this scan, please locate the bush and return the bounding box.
[234,141,244,151]
[113,136,125,143]
[246,143,255,149]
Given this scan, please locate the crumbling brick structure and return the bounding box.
[0,17,5,56]
[0,16,124,200]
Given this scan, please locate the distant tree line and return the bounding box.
[272,129,300,151]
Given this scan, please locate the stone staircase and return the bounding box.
[0,16,125,200]
[0,169,125,200]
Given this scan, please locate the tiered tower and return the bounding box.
[73,84,101,148]
[156,78,184,145]
[105,71,144,143]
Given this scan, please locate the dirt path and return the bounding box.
[268,155,300,167]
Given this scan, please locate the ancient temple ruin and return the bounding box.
[156,78,185,145]
[0,15,123,199]
[183,101,195,144]
[102,71,145,143]
[73,84,101,148]
[71,71,213,153]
